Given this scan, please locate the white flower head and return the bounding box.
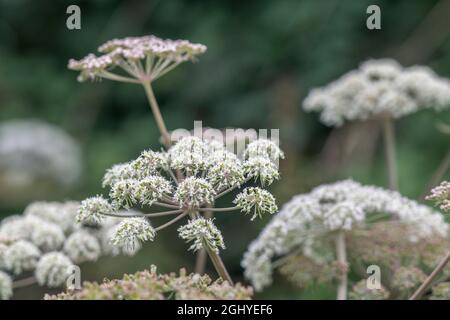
[4,240,41,275]
[77,195,113,224]
[24,201,80,232]
[27,216,66,252]
[174,177,216,209]
[0,271,12,300]
[234,187,278,220]
[35,252,73,288]
[242,179,448,291]
[109,179,139,209]
[0,120,82,189]
[69,35,206,82]
[244,139,285,162]
[110,218,155,251]
[102,162,135,188]
[100,226,140,257]
[303,59,450,126]
[243,156,280,186]
[134,175,173,206]
[63,231,101,263]
[322,202,365,231]
[168,136,210,174]
[178,218,225,254]
[206,158,245,191]
[132,150,167,179]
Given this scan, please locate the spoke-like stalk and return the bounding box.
[154,202,180,209]
[382,117,398,190]
[410,251,450,300]
[154,212,188,232]
[13,276,37,289]
[189,211,233,284]
[144,209,183,217]
[202,239,233,285]
[336,231,348,300]
[195,208,213,275]
[100,71,141,84]
[142,81,171,148]
[198,206,240,212]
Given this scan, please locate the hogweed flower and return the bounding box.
[4,240,41,275]
[391,267,427,292]
[63,231,101,264]
[46,266,253,300]
[426,181,450,213]
[110,218,156,252]
[233,187,278,221]
[0,201,144,300]
[303,59,450,126]
[242,179,447,291]
[174,177,216,209]
[68,35,206,83]
[178,218,225,254]
[77,196,113,224]
[78,135,283,283]
[35,252,73,288]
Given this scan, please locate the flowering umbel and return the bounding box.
[303,59,450,126]
[242,179,447,291]
[76,136,284,257]
[0,201,144,300]
[68,35,207,83]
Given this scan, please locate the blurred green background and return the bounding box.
[0,0,449,299]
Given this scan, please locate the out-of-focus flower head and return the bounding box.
[242,179,447,291]
[303,59,450,126]
[426,181,450,213]
[68,35,207,82]
[0,120,82,203]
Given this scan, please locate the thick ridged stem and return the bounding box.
[382,117,398,190]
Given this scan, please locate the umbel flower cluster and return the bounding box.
[68,35,207,82]
[242,179,448,291]
[46,265,253,300]
[77,136,283,259]
[426,181,450,213]
[0,202,143,300]
[0,120,81,190]
[303,59,450,126]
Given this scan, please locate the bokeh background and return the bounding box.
[1,0,449,299]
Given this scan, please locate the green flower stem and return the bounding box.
[154,212,188,232]
[410,251,450,300]
[143,209,184,217]
[198,206,240,212]
[382,117,398,190]
[202,239,233,285]
[13,276,37,289]
[142,81,171,148]
[189,211,233,284]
